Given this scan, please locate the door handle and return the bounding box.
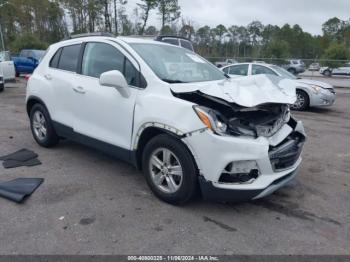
[44,74,52,80]
[73,86,86,94]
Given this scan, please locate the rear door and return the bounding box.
[71,41,140,150]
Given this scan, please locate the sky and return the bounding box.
[126,0,350,35]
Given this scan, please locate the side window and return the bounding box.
[229,64,249,76]
[252,65,277,76]
[162,38,180,46]
[49,48,62,68]
[58,44,81,72]
[82,42,124,78]
[180,39,194,51]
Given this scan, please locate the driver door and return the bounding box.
[72,41,141,151]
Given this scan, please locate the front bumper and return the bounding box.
[310,89,336,107]
[182,118,306,202]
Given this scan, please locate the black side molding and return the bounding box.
[53,121,137,166]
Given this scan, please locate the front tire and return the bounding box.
[292,90,309,111]
[30,103,59,148]
[324,70,332,77]
[142,134,198,205]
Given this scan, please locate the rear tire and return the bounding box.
[30,103,59,148]
[292,90,309,111]
[0,84,4,92]
[142,134,198,205]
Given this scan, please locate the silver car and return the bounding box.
[320,63,350,77]
[222,63,336,111]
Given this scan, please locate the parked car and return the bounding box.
[0,51,16,81]
[155,35,194,52]
[282,59,305,75]
[320,63,350,77]
[308,63,320,71]
[12,49,46,77]
[215,59,238,68]
[26,35,306,204]
[222,63,336,111]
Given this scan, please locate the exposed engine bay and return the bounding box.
[173,91,291,138]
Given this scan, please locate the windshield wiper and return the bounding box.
[161,78,187,84]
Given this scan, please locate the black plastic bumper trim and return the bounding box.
[199,170,296,203]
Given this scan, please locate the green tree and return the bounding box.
[137,0,158,35]
[10,34,48,52]
[262,40,290,59]
[145,25,157,35]
[157,0,180,29]
[322,17,344,42]
[322,43,350,67]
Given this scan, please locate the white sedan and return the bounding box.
[222,63,336,110]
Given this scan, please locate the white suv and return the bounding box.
[26,35,306,204]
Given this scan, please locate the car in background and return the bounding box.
[222,63,336,111]
[12,49,46,77]
[155,35,194,52]
[215,59,238,68]
[0,51,16,81]
[282,59,305,75]
[309,63,320,71]
[320,63,350,77]
[252,60,266,64]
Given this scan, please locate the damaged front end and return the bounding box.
[171,75,306,202]
[174,90,291,139]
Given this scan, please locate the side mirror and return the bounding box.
[99,70,130,97]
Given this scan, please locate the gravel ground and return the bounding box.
[0,80,349,255]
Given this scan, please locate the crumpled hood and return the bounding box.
[170,74,297,108]
[296,78,333,89]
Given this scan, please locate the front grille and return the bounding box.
[269,132,305,171]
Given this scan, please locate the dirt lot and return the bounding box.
[0,80,349,255]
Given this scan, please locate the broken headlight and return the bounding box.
[193,106,228,135]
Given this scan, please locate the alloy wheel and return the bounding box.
[149,148,183,194]
[32,111,47,140]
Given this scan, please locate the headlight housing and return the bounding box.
[193,106,228,135]
[309,84,322,94]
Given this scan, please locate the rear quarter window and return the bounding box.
[49,48,62,68]
[57,44,81,72]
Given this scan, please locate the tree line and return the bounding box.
[0,0,349,65]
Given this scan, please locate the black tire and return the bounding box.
[292,90,309,111]
[324,70,332,77]
[15,71,20,78]
[30,103,59,148]
[0,84,4,92]
[142,134,198,205]
[288,68,297,75]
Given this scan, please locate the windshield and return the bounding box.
[130,43,226,83]
[271,65,297,80]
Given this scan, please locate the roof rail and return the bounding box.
[64,32,115,40]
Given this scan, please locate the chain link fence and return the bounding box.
[205,57,350,68]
